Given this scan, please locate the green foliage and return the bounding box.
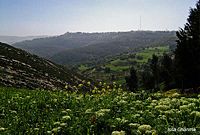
[139,53,175,92]
[175,0,200,89]
[0,86,200,134]
[125,67,138,92]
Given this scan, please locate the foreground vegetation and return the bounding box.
[0,85,200,135]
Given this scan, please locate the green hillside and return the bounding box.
[76,46,170,84]
[0,86,199,134]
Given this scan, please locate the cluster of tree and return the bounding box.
[126,0,200,93]
[126,54,174,92]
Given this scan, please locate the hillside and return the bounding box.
[0,42,87,90]
[13,31,176,64]
[76,46,171,84]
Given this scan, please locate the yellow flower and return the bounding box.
[62,115,71,121]
[85,109,93,114]
[0,127,7,132]
[111,130,125,135]
[34,128,39,131]
[78,84,83,87]
[87,81,91,85]
[60,123,67,127]
[129,123,140,128]
[138,125,152,133]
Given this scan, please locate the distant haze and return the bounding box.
[0,0,197,36]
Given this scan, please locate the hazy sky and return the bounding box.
[0,0,198,36]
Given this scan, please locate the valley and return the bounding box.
[76,46,170,84]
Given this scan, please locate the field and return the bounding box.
[0,85,200,135]
[77,46,170,84]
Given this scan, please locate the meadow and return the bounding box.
[0,83,200,135]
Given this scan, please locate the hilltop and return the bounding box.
[0,42,87,90]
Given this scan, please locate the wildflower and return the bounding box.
[117,100,127,105]
[62,115,71,121]
[60,123,67,127]
[111,130,125,135]
[138,125,152,133]
[116,117,128,124]
[54,122,61,125]
[171,93,180,98]
[85,109,93,114]
[34,128,39,131]
[147,105,153,109]
[179,105,189,111]
[78,84,83,87]
[65,85,68,89]
[10,110,17,114]
[47,131,52,134]
[53,99,58,102]
[155,105,170,111]
[82,80,86,83]
[52,127,61,133]
[99,82,102,86]
[152,100,157,103]
[87,81,91,85]
[181,100,189,105]
[129,123,140,128]
[0,127,7,132]
[95,109,110,117]
[61,110,67,114]
[147,97,152,102]
[66,109,71,112]
[96,112,105,117]
[190,111,200,117]
[145,130,152,134]
[133,114,140,118]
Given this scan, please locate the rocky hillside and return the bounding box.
[0,42,87,90]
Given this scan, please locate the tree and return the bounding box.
[150,54,159,89]
[125,66,138,92]
[175,0,200,89]
[159,54,174,90]
[140,68,154,91]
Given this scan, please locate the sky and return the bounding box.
[0,0,198,36]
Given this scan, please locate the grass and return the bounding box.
[135,46,169,63]
[105,64,130,72]
[0,86,200,134]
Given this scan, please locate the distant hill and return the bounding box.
[51,31,176,65]
[0,42,87,90]
[0,35,47,44]
[13,31,176,64]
